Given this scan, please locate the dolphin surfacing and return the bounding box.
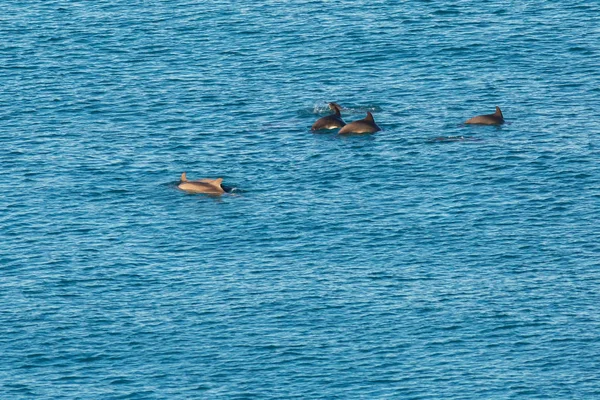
[465,106,504,125]
[338,111,381,134]
[178,172,225,195]
[311,103,346,131]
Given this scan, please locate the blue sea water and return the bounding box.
[2,0,600,398]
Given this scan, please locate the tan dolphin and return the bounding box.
[338,111,381,134]
[465,106,505,125]
[178,172,225,195]
[311,102,346,131]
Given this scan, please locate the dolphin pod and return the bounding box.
[310,103,506,132]
[311,102,346,130]
[178,172,225,195]
[178,104,507,195]
[465,106,504,125]
[311,103,381,134]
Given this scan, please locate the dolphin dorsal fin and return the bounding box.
[180,172,187,182]
[329,103,342,117]
[495,106,503,118]
[365,111,375,122]
[213,178,223,186]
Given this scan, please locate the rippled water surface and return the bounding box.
[2,1,600,398]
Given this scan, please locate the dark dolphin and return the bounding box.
[338,111,381,134]
[465,106,504,125]
[311,103,346,131]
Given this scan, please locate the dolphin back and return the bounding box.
[178,174,225,195]
[312,115,346,130]
[338,112,381,134]
[465,106,504,125]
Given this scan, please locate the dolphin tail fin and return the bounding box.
[180,172,187,182]
[495,106,503,118]
[365,111,375,122]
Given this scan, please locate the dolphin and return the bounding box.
[311,102,346,130]
[178,172,225,195]
[338,111,381,134]
[465,106,504,125]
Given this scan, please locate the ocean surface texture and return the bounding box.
[2,1,600,398]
